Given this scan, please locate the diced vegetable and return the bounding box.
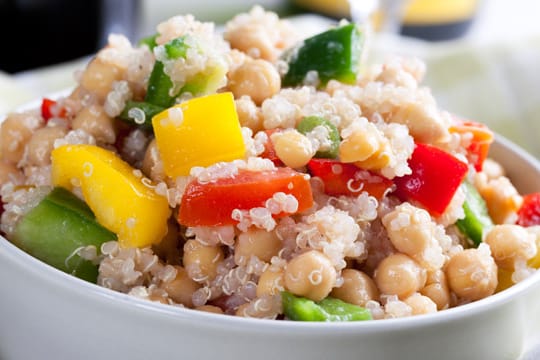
[12,187,117,282]
[138,33,158,50]
[178,167,313,227]
[145,36,190,107]
[119,100,165,127]
[51,144,171,248]
[296,116,340,159]
[517,192,540,227]
[307,158,392,199]
[282,23,364,87]
[527,232,540,269]
[450,120,494,171]
[145,58,177,108]
[260,129,284,166]
[495,268,514,293]
[145,35,228,107]
[393,143,468,215]
[282,292,372,322]
[41,98,66,121]
[456,181,494,246]
[152,92,246,177]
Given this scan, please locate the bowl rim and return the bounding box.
[1,92,540,334]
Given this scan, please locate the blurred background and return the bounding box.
[0,0,539,158]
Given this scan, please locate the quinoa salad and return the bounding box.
[1,6,540,321]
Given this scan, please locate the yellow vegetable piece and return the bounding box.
[495,268,513,293]
[152,92,246,177]
[51,144,171,248]
[528,233,540,269]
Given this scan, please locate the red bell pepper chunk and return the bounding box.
[41,98,66,121]
[450,119,493,172]
[307,158,393,199]
[394,143,468,215]
[259,129,283,166]
[178,167,313,227]
[517,193,540,227]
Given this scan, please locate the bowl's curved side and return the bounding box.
[0,236,529,360]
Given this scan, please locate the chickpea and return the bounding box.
[383,203,432,252]
[80,58,122,101]
[420,270,451,310]
[284,250,337,302]
[271,129,315,168]
[235,96,263,132]
[390,103,449,144]
[195,305,224,314]
[374,253,427,299]
[339,125,380,163]
[26,126,67,166]
[225,25,277,61]
[403,293,437,315]
[235,228,282,265]
[382,203,444,271]
[162,266,201,307]
[72,105,116,144]
[183,239,224,283]
[142,139,165,182]
[330,269,379,306]
[256,268,284,297]
[228,59,281,106]
[1,112,42,164]
[445,246,498,301]
[484,224,537,270]
[0,161,23,186]
[475,174,522,224]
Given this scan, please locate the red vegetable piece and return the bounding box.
[450,119,494,172]
[307,158,392,199]
[517,193,540,227]
[393,143,468,215]
[178,167,313,227]
[41,98,66,121]
[260,129,283,166]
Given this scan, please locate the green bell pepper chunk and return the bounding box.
[145,36,190,108]
[282,23,364,87]
[296,116,340,159]
[282,291,372,322]
[12,187,117,283]
[119,100,165,128]
[456,181,494,246]
[139,33,158,50]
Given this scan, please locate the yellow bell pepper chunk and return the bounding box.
[152,92,246,177]
[51,144,171,248]
[495,268,513,293]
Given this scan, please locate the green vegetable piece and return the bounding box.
[164,37,189,59]
[282,23,364,87]
[119,100,165,128]
[282,291,328,321]
[12,187,117,283]
[145,60,176,108]
[145,36,190,108]
[318,297,372,321]
[282,291,372,322]
[138,34,158,50]
[456,181,494,246]
[296,116,340,159]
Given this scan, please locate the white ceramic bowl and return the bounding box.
[0,123,539,359]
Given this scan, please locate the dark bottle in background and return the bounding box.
[0,0,139,74]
